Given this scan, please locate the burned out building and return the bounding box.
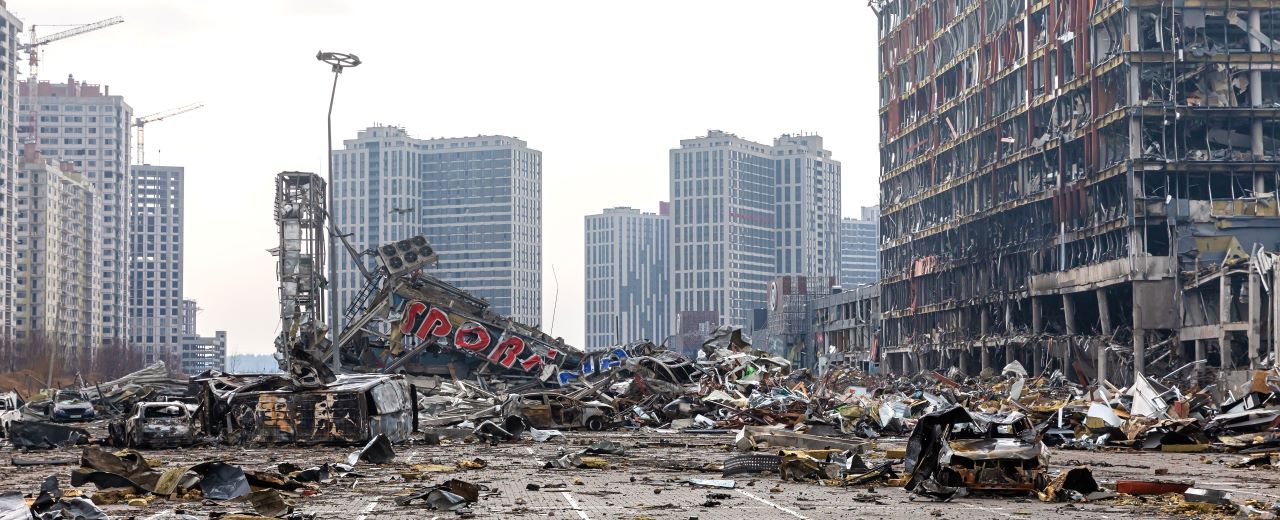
[810,283,881,374]
[873,0,1280,385]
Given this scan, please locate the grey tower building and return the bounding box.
[670,131,844,330]
[332,126,542,326]
[670,131,776,329]
[128,165,183,366]
[0,5,20,338]
[840,205,879,287]
[771,134,841,279]
[584,206,671,350]
[19,76,132,346]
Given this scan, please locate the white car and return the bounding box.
[0,392,22,435]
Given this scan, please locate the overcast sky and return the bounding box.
[14,0,881,354]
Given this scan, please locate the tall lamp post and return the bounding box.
[317,50,360,373]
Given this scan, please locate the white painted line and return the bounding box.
[1202,483,1280,500]
[142,511,173,520]
[561,491,591,520]
[961,502,1016,518]
[735,489,807,519]
[355,500,378,520]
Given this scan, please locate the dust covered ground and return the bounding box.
[4,429,1277,519]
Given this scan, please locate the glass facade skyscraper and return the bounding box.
[670,131,842,330]
[840,206,879,287]
[332,126,542,326]
[583,206,671,350]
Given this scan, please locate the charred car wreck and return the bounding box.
[109,401,196,448]
[196,372,416,445]
[904,405,1048,499]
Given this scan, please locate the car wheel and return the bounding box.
[586,416,604,432]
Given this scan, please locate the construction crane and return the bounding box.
[134,103,203,164]
[20,16,124,143]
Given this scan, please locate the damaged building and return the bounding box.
[873,0,1280,387]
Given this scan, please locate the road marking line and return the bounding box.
[355,500,378,520]
[961,502,1016,518]
[561,491,591,520]
[1202,483,1280,500]
[735,489,807,519]
[142,511,173,520]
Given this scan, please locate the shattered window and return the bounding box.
[143,405,186,418]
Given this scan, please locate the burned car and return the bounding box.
[110,401,196,448]
[46,390,96,422]
[503,392,616,431]
[904,405,1048,498]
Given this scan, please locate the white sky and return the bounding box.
[14,0,882,354]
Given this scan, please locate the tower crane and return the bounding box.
[134,103,203,164]
[20,16,124,143]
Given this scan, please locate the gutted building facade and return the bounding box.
[874,0,1280,385]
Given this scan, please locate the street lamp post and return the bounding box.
[317,51,360,373]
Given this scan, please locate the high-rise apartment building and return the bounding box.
[19,76,132,346]
[771,134,841,279]
[13,147,101,352]
[332,126,542,326]
[181,298,197,335]
[670,131,776,329]
[670,131,842,330]
[583,206,671,350]
[0,5,21,338]
[128,165,183,365]
[177,297,224,374]
[840,205,879,287]
[874,0,1280,380]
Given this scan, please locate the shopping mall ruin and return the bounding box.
[872,0,1280,387]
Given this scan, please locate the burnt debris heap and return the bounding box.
[873,0,1280,387]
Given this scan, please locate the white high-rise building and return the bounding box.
[128,166,183,365]
[670,131,776,329]
[332,126,542,326]
[771,134,841,279]
[19,76,132,347]
[13,146,101,352]
[0,4,21,338]
[584,206,671,350]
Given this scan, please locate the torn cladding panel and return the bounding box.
[874,0,1280,385]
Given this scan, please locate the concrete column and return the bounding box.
[1033,339,1044,376]
[1004,302,1013,333]
[980,310,991,372]
[1097,338,1109,385]
[1005,343,1014,368]
[1097,289,1113,335]
[1220,274,1233,370]
[958,347,969,376]
[1063,294,1077,335]
[1274,268,1280,370]
[1250,11,1265,160]
[1032,297,1043,333]
[1134,329,1146,379]
[1195,339,1207,378]
[1249,268,1262,368]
